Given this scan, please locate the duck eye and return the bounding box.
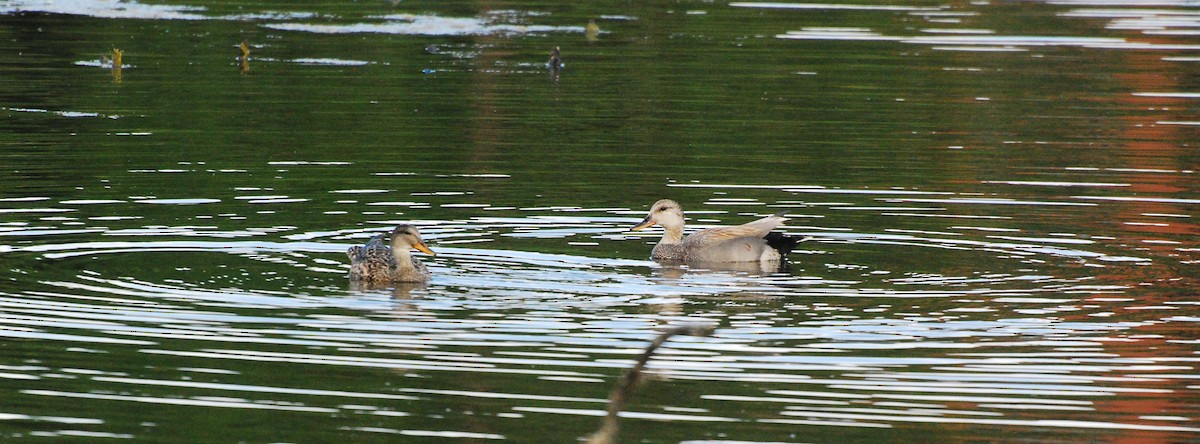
[656,207,665,212]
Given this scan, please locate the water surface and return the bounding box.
[1,0,1198,442]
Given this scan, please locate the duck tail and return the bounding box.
[366,233,387,247]
[764,232,802,256]
[349,233,388,260]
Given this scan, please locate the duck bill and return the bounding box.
[412,241,436,256]
[630,216,656,231]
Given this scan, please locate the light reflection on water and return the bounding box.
[2,0,1200,441]
[3,178,1197,438]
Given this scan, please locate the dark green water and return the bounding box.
[1,1,1198,442]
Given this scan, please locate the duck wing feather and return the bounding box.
[682,213,788,249]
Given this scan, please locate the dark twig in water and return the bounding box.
[585,323,716,444]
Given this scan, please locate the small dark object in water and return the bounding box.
[584,324,716,444]
[547,46,562,70]
[424,44,440,55]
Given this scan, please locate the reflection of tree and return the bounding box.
[1112,55,1199,255]
[464,28,514,180]
[1090,41,1198,441]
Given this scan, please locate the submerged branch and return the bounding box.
[585,323,716,444]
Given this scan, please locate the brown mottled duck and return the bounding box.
[347,225,435,283]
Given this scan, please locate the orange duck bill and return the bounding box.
[412,241,435,256]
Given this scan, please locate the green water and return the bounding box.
[1,1,1198,442]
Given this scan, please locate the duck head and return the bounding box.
[390,225,435,256]
[631,199,685,232]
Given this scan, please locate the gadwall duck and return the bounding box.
[347,225,435,283]
[630,199,799,262]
